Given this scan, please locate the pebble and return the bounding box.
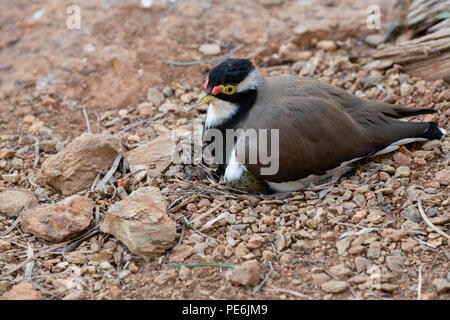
[355,257,371,273]
[386,256,406,271]
[321,280,348,293]
[154,270,178,286]
[435,168,450,185]
[178,266,191,281]
[146,87,165,106]
[0,240,11,253]
[367,209,384,224]
[336,237,352,256]
[395,166,410,178]
[401,206,421,223]
[230,260,261,287]
[316,40,337,51]
[199,43,221,56]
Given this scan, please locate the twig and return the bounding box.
[314,262,340,281]
[118,119,150,133]
[169,195,197,214]
[32,136,39,167]
[167,196,184,211]
[418,198,450,241]
[417,265,422,300]
[93,111,101,134]
[414,237,437,249]
[264,287,310,299]
[24,244,34,280]
[81,106,91,134]
[189,202,225,224]
[252,261,273,296]
[95,153,122,192]
[162,43,245,66]
[164,262,237,269]
[200,211,229,231]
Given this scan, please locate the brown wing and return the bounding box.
[236,77,433,183]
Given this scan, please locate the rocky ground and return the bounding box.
[0,0,449,300]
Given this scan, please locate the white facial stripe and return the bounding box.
[237,69,260,93]
[205,100,238,129]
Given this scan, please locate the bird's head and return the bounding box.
[195,59,259,107]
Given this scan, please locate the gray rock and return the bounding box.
[402,206,421,223]
[146,87,165,106]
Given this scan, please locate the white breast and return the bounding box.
[205,100,238,129]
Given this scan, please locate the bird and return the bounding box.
[194,58,446,193]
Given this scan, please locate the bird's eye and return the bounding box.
[222,85,237,95]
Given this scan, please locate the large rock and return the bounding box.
[21,195,94,242]
[126,133,173,179]
[0,190,38,217]
[0,282,42,300]
[37,133,121,195]
[100,187,176,261]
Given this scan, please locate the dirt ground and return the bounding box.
[0,0,449,300]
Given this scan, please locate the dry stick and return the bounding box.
[93,111,101,134]
[189,202,225,224]
[95,153,122,192]
[264,287,310,299]
[24,244,34,280]
[417,265,423,300]
[162,44,245,66]
[418,198,450,241]
[252,261,274,296]
[169,195,197,214]
[118,119,150,133]
[441,247,450,261]
[167,196,184,211]
[32,136,39,167]
[81,106,91,133]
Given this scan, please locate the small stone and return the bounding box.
[0,240,11,253]
[292,239,320,251]
[400,238,417,252]
[435,168,450,185]
[381,228,406,241]
[380,283,399,292]
[231,260,261,287]
[316,40,337,51]
[63,252,87,265]
[336,237,352,255]
[178,266,191,281]
[393,152,411,166]
[321,280,348,293]
[368,209,384,224]
[199,43,221,56]
[386,255,406,271]
[169,244,194,263]
[63,289,85,300]
[367,247,381,259]
[351,209,367,223]
[1,282,42,300]
[154,269,178,286]
[432,278,450,294]
[146,88,165,106]
[0,190,38,217]
[329,264,352,277]
[395,166,410,178]
[137,102,154,118]
[21,195,94,242]
[0,148,14,160]
[100,187,176,261]
[364,34,384,47]
[311,273,331,285]
[401,206,421,223]
[248,235,265,249]
[400,83,414,96]
[2,172,19,183]
[355,257,371,273]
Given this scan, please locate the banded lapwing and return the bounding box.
[196,59,446,193]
